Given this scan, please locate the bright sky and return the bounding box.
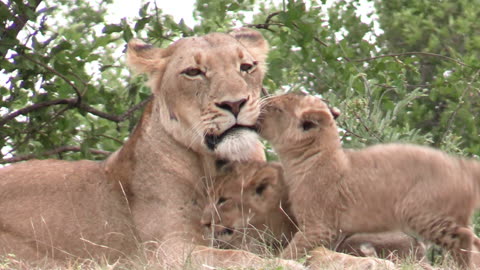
[108,0,197,27]
[106,0,379,36]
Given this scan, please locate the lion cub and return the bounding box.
[201,161,425,262]
[201,161,295,254]
[257,93,480,268]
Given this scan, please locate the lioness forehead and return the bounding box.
[171,33,245,52]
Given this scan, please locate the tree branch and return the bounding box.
[246,11,328,46]
[0,0,43,59]
[438,70,480,145]
[78,95,153,122]
[0,146,111,164]
[0,98,76,127]
[0,95,153,127]
[352,52,473,68]
[245,11,282,31]
[21,53,83,100]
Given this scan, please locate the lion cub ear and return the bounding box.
[246,162,283,196]
[297,108,333,131]
[126,39,168,76]
[230,28,269,64]
[215,160,234,175]
[328,106,341,120]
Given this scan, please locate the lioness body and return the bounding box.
[0,29,295,268]
[0,159,136,261]
[202,161,425,261]
[258,93,480,268]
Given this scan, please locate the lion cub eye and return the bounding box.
[181,68,204,77]
[267,106,283,113]
[217,197,228,205]
[301,120,316,131]
[240,62,256,73]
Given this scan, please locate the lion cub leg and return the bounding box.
[407,216,475,268]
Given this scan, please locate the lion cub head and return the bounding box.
[258,93,340,151]
[201,161,292,253]
[126,28,269,161]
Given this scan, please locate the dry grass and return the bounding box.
[0,237,474,270]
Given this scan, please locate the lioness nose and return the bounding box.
[216,98,247,117]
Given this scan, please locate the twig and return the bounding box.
[352,52,473,68]
[246,11,328,46]
[0,146,111,164]
[438,70,480,145]
[0,0,42,59]
[245,11,282,31]
[352,111,382,142]
[339,125,364,140]
[20,54,83,101]
[6,105,71,156]
[291,21,328,47]
[98,134,124,144]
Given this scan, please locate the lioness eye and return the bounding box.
[182,68,203,77]
[240,63,253,72]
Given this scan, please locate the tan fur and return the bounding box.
[257,93,480,269]
[201,161,425,262]
[307,246,397,270]
[201,161,296,254]
[0,29,303,269]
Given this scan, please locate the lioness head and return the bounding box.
[126,28,269,161]
[257,93,339,149]
[201,161,289,252]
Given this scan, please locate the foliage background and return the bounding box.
[1,0,480,264]
[2,0,479,165]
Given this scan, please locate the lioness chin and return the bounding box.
[0,29,308,269]
[201,160,425,262]
[257,93,480,269]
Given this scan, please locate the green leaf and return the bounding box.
[103,24,123,34]
[51,40,72,55]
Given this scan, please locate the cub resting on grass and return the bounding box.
[256,93,480,269]
[201,160,425,263]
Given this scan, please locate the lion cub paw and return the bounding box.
[307,246,396,270]
[268,258,307,270]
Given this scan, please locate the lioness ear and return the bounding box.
[297,108,332,131]
[230,28,269,64]
[246,163,282,196]
[126,39,168,76]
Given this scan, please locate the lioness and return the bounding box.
[0,29,302,268]
[257,93,480,268]
[201,161,425,262]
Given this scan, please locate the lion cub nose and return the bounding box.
[215,98,247,117]
[200,216,212,228]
